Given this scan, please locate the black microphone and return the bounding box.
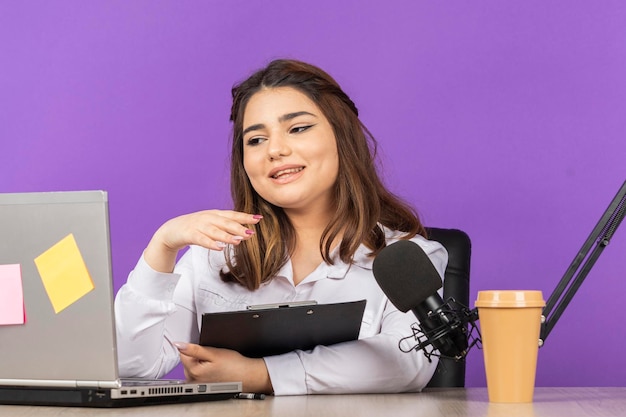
[372,240,477,361]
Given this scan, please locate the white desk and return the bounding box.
[1,387,625,417]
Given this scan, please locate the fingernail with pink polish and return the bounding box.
[173,342,188,351]
[253,214,263,220]
[245,229,255,235]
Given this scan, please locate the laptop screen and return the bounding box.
[0,191,120,386]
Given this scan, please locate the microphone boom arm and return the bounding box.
[540,180,626,345]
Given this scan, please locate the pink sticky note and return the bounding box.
[0,264,26,326]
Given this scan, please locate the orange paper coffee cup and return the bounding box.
[475,290,545,403]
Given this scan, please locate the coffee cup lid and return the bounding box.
[475,290,545,308]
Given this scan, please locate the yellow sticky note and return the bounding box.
[34,234,94,314]
[0,264,26,325]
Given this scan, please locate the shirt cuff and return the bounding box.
[264,351,307,396]
[126,253,181,301]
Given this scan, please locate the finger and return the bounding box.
[179,351,195,370]
[174,342,215,361]
[179,354,204,382]
[193,220,256,250]
[203,223,251,243]
[190,229,244,251]
[216,210,263,225]
[204,215,259,239]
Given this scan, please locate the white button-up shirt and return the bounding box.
[114,231,448,395]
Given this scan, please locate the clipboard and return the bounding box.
[199,300,366,358]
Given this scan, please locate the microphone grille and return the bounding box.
[372,240,443,312]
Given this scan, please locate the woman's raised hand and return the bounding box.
[144,210,262,273]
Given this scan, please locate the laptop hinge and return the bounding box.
[0,378,123,389]
[75,379,122,389]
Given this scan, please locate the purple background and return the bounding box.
[2,1,625,387]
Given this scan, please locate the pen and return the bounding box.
[235,392,266,400]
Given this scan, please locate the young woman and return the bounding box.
[114,59,447,395]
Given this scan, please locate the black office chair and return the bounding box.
[424,227,472,388]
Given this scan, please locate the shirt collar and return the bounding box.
[324,242,375,280]
[271,243,374,284]
[272,227,402,282]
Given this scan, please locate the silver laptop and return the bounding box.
[0,191,241,407]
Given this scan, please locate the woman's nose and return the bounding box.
[267,134,291,160]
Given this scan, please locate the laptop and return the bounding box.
[0,191,241,407]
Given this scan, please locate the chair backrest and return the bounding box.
[424,227,472,388]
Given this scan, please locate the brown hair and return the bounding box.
[222,59,425,290]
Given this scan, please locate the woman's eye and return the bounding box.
[290,125,313,134]
[246,137,265,146]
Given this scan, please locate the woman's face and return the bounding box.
[242,87,339,214]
